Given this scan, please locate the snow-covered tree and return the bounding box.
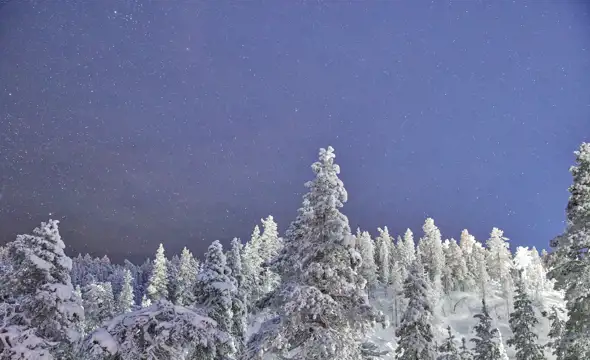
[146,243,168,302]
[166,254,180,302]
[358,230,378,295]
[471,299,503,360]
[486,228,514,309]
[444,239,471,292]
[472,243,490,299]
[82,282,115,333]
[196,240,235,358]
[117,269,135,314]
[141,294,151,308]
[83,301,228,360]
[375,226,392,286]
[507,273,545,360]
[242,225,263,307]
[397,229,416,277]
[395,261,436,360]
[418,218,445,296]
[548,143,590,360]
[174,247,197,306]
[545,305,565,358]
[514,247,548,304]
[227,238,247,354]
[459,337,472,360]
[244,146,385,360]
[259,215,282,294]
[5,219,84,357]
[438,326,460,360]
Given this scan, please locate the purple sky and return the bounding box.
[1,1,589,263]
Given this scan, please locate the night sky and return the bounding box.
[1,1,589,263]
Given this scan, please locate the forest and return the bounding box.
[0,143,588,360]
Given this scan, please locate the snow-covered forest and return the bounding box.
[0,143,588,360]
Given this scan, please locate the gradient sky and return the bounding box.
[1,1,589,263]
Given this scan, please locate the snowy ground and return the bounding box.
[369,287,565,359]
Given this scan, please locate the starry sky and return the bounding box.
[1,1,589,263]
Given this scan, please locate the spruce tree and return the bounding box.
[241,225,264,306]
[227,237,247,354]
[244,146,384,360]
[444,239,471,292]
[486,228,514,311]
[548,143,590,360]
[507,273,545,360]
[437,326,460,360]
[175,247,197,306]
[196,240,236,358]
[358,230,378,295]
[472,243,490,299]
[418,218,445,296]
[141,294,152,308]
[117,269,135,314]
[545,305,565,359]
[82,281,115,333]
[395,261,436,360]
[375,226,392,286]
[471,299,503,360]
[259,215,281,294]
[146,243,169,301]
[6,219,84,356]
[459,338,472,360]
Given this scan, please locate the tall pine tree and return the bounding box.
[471,299,503,360]
[437,326,460,360]
[196,240,236,358]
[507,273,545,360]
[146,243,169,301]
[245,146,384,360]
[395,261,436,360]
[548,142,590,360]
[5,219,84,357]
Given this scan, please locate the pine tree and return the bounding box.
[548,143,590,360]
[175,247,197,306]
[472,243,490,299]
[375,226,392,286]
[82,281,115,333]
[545,305,565,358]
[397,229,416,277]
[389,260,405,328]
[259,215,282,295]
[227,238,247,354]
[244,146,384,360]
[418,218,445,296]
[5,219,84,356]
[117,269,135,314]
[358,230,378,295]
[486,228,514,311]
[242,225,263,306]
[507,273,545,360]
[141,294,152,308]
[196,240,236,358]
[444,239,471,292]
[460,230,479,288]
[167,254,180,302]
[395,261,436,360]
[459,338,472,360]
[438,326,460,360]
[471,299,503,360]
[146,243,169,301]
